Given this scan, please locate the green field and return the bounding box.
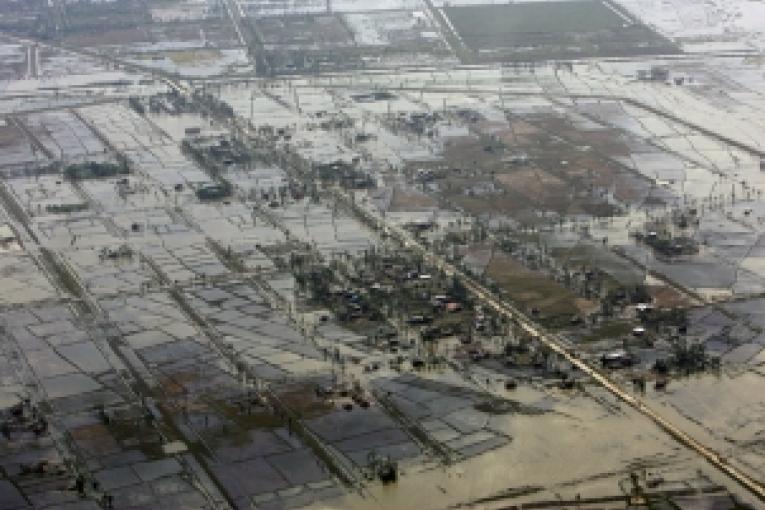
[444,0,679,60]
[447,1,624,36]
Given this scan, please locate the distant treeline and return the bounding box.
[64,160,128,180]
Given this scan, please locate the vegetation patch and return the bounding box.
[64,160,128,180]
[485,251,590,329]
[581,320,634,343]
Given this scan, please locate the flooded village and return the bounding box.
[0,0,764,509]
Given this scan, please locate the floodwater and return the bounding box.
[307,385,715,509]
